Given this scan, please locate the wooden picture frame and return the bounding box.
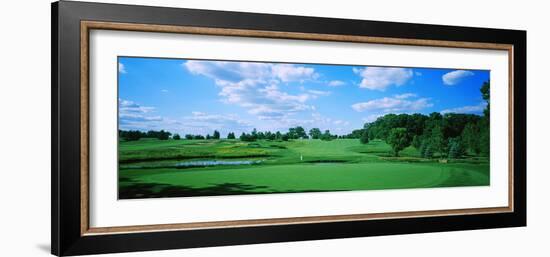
[52,1,526,256]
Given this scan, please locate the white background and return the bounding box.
[90,30,509,227]
[0,0,548,256]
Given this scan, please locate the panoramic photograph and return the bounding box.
[117,57,490,199]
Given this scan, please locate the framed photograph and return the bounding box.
[52,1,526,256]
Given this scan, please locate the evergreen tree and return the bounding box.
[430,124,446,158]
[479,80,490,156]
[213,130,220,139]
[412,135,422,149]
[448,137,465,159]
[320,130,332,141]
[423,144,434,158]
[461,123,480,155]
[227,132,235,139]
[360,130,369,144]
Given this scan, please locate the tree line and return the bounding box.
[365,81,490,158]
[119,127,341,142]
[238,127,336,142]
[119,129,172,141]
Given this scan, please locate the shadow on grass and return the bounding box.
[119,178,347,199]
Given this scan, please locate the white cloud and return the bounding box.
[440,102,487,114]
[119,113,162,122]
[351,96,433,113]
[250,111,354,135]
[442,70,474,85]
[117,99,253,135]
[118,99,155,114]
[271,64,318,82]
[184,61,318,84]
[118,63,126,74]
[333,120,350,126]
[191,111,207,116]
[393,93,417,99]
[353,67,413,90]
[180,112,252,135]
[328,80,345,87]
[183,60,322,121]
[307,89,331,96]
[118,99,163,130]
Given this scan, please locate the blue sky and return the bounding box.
[118,57,489,136]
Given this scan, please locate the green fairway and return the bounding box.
[119,138,489,199]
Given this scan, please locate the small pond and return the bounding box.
[175,160,263,167]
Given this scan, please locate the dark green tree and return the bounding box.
[309,128,322,139]
[257,131,265,140]
[281,134,289,141]
[461,123,480,155]
[430,124,446,158]
[479,80,490,156]
[240,132,256,142]
[251,128,258,140]
[412,135,422,149]
[172,134,181,140]
[295,126,307,139]
[420,140,434,159]
[227,132,236,139]
[481,81,490,117]
[120,130,143,141]
[320,130,332,141]
[360,130,369,144]
[144,130,171,140]
[158,130,171,140]
[479,122,490,156]
[213,130,220,139]
[386,127,412,157]
[448,137,466,159]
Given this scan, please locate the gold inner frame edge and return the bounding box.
[80,20,515,236]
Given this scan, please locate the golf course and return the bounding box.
[117,57,492,199]
[119,138,489,199]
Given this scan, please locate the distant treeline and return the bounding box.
[120,82,490,159]
[184,130,221,140]
[119,129,172,141]
[119,127,346,142]
[239,127,340,142]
